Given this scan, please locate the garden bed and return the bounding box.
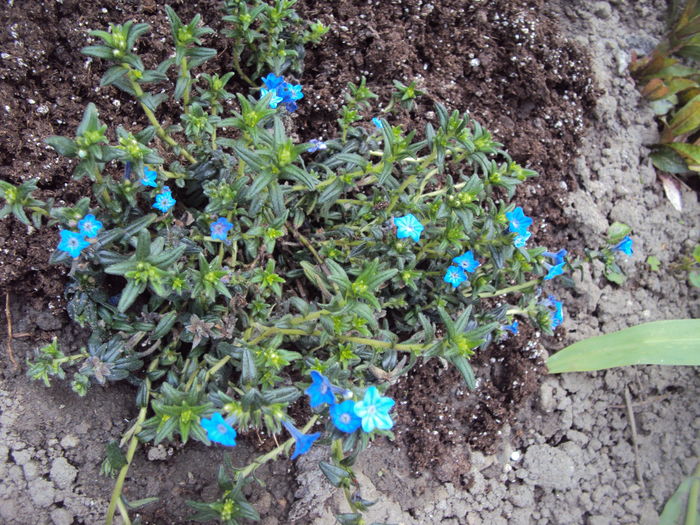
[0,0,698,524]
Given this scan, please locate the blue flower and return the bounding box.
[262,73,285,90]
[284,101,298,113]
[453,251,480,273]
[210,217,233,241]
[372,117,383,129]
[57,230,90,259]
[353,386,394,433]
[543,249,567,265]
[330,400,363,433]
[153,190,176,213]
[282,420,321,460]
[394,214,424,243]
[506,207,532,235]
[513,230,531,248]
[77,214,103,238]
[307,138,327,153]
[503,320,519,335]
[200,412,237,447]
[260,87,284,109]
[284,84,304,101]
[543,295,564,329]
[443,265,467,288]
[544,262,565,280]
[140,167,158,187]
[123,161,132,180]
[613,236,633,256]
[305,371,336,408]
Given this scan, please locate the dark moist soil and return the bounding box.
[0,0,596,518]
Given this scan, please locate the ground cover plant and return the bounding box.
[0,3,626,523]
[6,1,696,524]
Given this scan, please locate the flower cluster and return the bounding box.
[542,249,567,280]
[306,371,395,434]
[444,250,481,288]
[260,73,304,112]
[506,206,533,248]
[57,214,103,259]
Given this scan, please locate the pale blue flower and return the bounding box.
[140,167,158,187]
[613,236,633,256]
[394,214,424,243]
[330,400,362,433]
[372,117,383,129]
[353,386,394,433]
[210,217,233,241]
[77,214,103,238]
[506,207,532,235]
[57,230,90,259]
[443,265,467,288]
[153,190,176,213]
[453,251,480,273]
[200,412,237,447]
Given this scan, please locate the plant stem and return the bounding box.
[127,75,196,164]
[478,278,539,298]
[105,405,148,525]
[232,51,255,87]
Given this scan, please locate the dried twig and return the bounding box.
[624,386,645,489]
[610,392,672,409]
[5,292,19,370]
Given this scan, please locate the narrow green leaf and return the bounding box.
[547,320,700,373]
[449,355,476,390]
[319,461,349,487]
[669,94,700,135]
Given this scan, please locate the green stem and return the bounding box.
[105,405,148,525]
[115,497,132,525]
[126,74,196,164]
[232,51,255,87]
[478,278,539,298]
[385,174,417,214]
[180,57,191,109]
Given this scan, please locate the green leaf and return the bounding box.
[646,255,661,271]
[241,347,257,384]
[100,66,127,87]
[606,222,632,244]
[689,271,700,288]
[546,320,700,373]
[693,245,700,263]
[669,94,700,135]
[651,146,690,174]
[604,268,626,285]
[104,441,128,472]
[117,280,147,313]
[449,355,476,390]
[319,461,349,487]
[45,136,78,157]
[659,473,700,525]
[123,496,159,510]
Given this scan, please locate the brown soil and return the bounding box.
[0,0,596,518]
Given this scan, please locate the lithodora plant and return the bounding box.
[1,5,609,525]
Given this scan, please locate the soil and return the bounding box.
[0,0,698,524]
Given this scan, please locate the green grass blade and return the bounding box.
[546,320,700,374]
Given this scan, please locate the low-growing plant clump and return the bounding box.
[0,2,635,524]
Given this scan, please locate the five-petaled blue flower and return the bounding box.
[443,265,467,288]
[503,320,519,335]
[613,236,633,256]
[453,251,480,273]
[394,214,424,243]
[353,386,395,433]
[305,370,336,408]
[260,74,304,112]
[57,229,90,259]
[140,167,158,187]
[330,400,363,433]
[153,190,176,213]
[543,295,564,329]
[543,249,567,265]
[513,230,531,248]
[544,262,565,281]
[77,214,103,238]
[262,73,285,89]
[372,117,383,129]
[307,138,327,153]
[210,217,233,241]
[506,206,533,234]
[260,87,284,109]
[282,420,321,460]
[200,412,237,447]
